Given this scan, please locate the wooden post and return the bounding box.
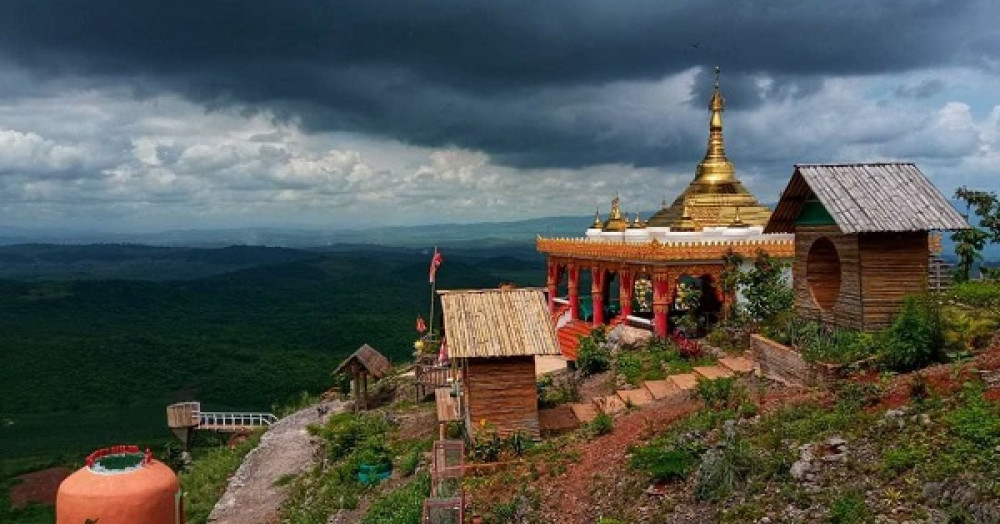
[568,264,580,320]
[591,267,605,326]
[546,260,559,314]
[653,272,672,338]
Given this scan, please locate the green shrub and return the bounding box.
[882,445,926,476]
[950,281,1000,309]
[577,331,612,376]
[833,381,882,412]
[694,377,744,410]
[615,351,643,386]
[827,491,872,523]
[590,412,614,436]
[399,448,421,477]
[881,296,944,371]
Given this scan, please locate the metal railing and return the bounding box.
[196,411,278,429]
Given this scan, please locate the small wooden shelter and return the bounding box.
[333,344,392,411]
[439,288,561,440]
[765,163,967,330]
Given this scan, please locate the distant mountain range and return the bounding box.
[4,203,998,260]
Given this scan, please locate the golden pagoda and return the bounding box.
[602,195,629,232]
[647,67,772,229]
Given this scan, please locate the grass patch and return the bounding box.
[182,431,263,524]
[359,471,430,524]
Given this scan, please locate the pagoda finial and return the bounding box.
[609,194,623,220]
[591,208,602,228]
[694,65,734,184]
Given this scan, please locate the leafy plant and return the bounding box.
[694,377,744,411]
[827,491,873,523]
[576,330,612,376]
[739,250,793,324]
[881,295,944,372]
[615,351,643,386]
[589,412,614,436]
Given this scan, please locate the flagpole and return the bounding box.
[429,246,437,341]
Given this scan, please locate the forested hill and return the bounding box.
[0,244,543,461]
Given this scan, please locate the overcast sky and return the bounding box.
[1,0,998,232]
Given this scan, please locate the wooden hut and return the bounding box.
[333,344,392,411]
[439,288,561,440]
[765,163,967,331]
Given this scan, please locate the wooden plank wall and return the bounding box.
[859,232,928,330]
[794,226,863,330]
[464,356,540,439]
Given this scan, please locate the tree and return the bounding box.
[952,187,1000,281]
[739,250,793,324]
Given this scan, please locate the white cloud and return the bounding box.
[0,68,997,232]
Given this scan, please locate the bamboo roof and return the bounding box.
[439,288,561,359]
[765,163,968,234]
[333,344,392,379]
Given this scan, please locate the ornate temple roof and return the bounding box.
[646,67,772,229]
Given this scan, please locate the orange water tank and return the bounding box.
[57,446,183,524]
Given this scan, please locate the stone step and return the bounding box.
[593,395,627,415]
[569,402,598,423]
[718,355,756,375]
[693,365,735,381]
[642,379,677,400]
[617,387,653,407]
[668,373,699,391]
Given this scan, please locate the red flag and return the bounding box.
[416,316,427,333]
[429,248,443,283]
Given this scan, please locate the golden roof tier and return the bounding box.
[647,66,772,229]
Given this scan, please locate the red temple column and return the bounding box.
[591,267,605,326]
[546,260,559,313]
[619,269,635,319]
[653,272,673,338]
[568,264,580,320]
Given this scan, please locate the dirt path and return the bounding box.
[209,400,346,524]
[538,399,701,524]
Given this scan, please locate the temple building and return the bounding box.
[537,68,794,350]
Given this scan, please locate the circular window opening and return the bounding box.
[806,237,841,310]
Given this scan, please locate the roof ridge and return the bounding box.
[795,162,915,168]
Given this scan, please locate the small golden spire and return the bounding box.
[694,65,735,184]
[730,206,748,228]
[630,212,646,229]
[672,203,698,232]
[591,208,602,228]
[602,194,628,232]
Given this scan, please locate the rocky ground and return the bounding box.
[208,400,346,524]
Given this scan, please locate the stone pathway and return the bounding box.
[568,352,760,425]
[208,400,346,524]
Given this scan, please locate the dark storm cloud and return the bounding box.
[0,0,995,168]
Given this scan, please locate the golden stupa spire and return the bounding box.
[602,194,629,232]
[695,65,735,184]
[645,65,773,229]
[591,208,602,228]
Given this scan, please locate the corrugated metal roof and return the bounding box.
[440,288,561,359]
[765,163,968,234]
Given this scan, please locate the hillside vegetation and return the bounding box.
[0,244,541,465]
